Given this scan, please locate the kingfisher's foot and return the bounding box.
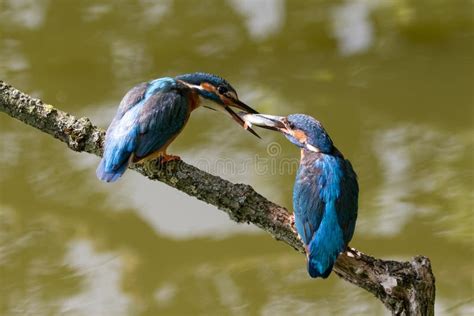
[159,154,181,164]
[139,154,181,173]
[289,214,297,234]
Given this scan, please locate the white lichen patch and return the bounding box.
[42,103,54,111]
[381,276,398,294]
[169,176,178,185]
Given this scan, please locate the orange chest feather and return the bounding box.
[187,90,201,112]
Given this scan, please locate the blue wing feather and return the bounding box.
[293,164,324,246]
[293,150,358,278]
[134,90,189,159]
[115,82,147,119]
[96,78,190,182]
[336,159,358,243]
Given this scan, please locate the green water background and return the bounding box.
[1,0,473,315]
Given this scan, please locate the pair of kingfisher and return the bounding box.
[97,72,358,278]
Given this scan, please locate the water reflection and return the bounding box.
[331,1,374,56]
[109,172,259,239]
[110,39,151,82]
[367,124,472,239]
[229,0,285,40]
[61,241,130,315]
[2,0,47,29]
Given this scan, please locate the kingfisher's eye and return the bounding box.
[217,86,228,94]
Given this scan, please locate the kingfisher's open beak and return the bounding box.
[182,81,261,138]
[239,113,288,133]
[230,99,259,114]
[223,98,261,138]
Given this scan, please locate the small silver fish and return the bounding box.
[238,112,286,131]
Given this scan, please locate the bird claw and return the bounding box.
[159,154,181,164]
[289,214,297,232]
[289,214,303,242]
[139,154,180,174]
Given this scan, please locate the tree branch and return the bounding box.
[0,80,435,315]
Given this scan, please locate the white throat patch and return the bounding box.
[306,143,320,152]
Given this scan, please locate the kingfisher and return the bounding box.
[242,113,358,278]
[96,72,260,182]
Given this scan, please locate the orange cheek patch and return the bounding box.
[292,130,307,143]
[201,82,230,104]
[201,82,216,92]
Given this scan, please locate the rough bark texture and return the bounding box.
[0,80,435,315]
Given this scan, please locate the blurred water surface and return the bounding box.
[0,0,473,315]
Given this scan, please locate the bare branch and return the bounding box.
[0,80,435,315]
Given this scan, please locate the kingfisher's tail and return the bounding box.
[307,251,336,278]
[306,207,345,278]
[96,157,129,182]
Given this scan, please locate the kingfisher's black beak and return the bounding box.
[239,113,288,133]
[230,99,259,114]
[185,81,260,138]
[224,99,261,139]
